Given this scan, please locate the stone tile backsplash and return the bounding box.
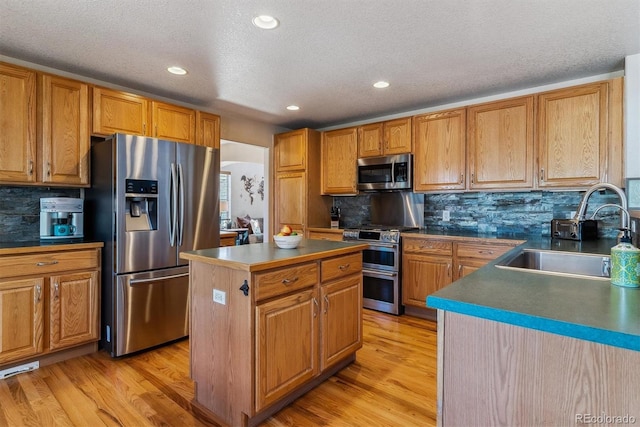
[333,190,623,238]
[0,186,80,242]
[1,186,625,243]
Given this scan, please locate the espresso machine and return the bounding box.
[40,197,84,240]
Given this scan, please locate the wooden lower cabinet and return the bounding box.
[308,228,344,242]
[0,245,102,367]
[0,278,44,364]
[402,236,521,317]
[256,288,319,410]
[49,271,100,350]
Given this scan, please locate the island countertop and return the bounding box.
[180,238,369,272]
[427,237,640,352]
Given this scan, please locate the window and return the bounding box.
[220,172,231,221]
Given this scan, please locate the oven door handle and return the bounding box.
[365,243,397,249]
[362,269,397,277]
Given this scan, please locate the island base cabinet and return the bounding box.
[437,311,640,426]
[256,288,319,411]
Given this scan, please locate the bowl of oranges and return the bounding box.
[273,225,302,249]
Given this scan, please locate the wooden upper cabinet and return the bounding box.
[92,87,148,136]
[537,82,608,188]
[274,171,306,234]
[151,101,196,144]
[358,117,412,157]
[467,96,534,190]
[39,74,90,186]
[275,128,308,171]
[196,111,220,148]
[413,108,466,192]
[321,127,358,195]
[0,63,37,183]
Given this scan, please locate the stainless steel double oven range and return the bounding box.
[343,227,407,315]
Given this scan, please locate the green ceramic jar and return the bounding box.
[610,236,640,288]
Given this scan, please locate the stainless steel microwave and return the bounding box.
[357,154,412,191]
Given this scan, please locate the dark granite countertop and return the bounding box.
[0,240,104,255]
[180,239,368,272]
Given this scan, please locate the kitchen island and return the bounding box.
[180,239,368,427]
[427,238,640,425]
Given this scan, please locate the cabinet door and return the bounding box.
[0,278,44,364]
[256,288,319,411]
[402,253,452,308]
[358,122,383,157]
[456,261,484,280]
[152,101,196,144]
[196,111,220,148]
[384,117,412,155]
[49,271,100,350]
[467,96,534,190]
[320,275,362,371]
[321,127,358,195]
[537,82,608,188]
[0,63,36,183]
[275,129,307,171]
[40,75,90,186]
[413,109,466,192]
[92,87,149,136]
[275,172,305,234]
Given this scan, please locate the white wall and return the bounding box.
[625,54,640,179]
[222,162,265,221]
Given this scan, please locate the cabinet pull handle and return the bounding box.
[47,162,51,176]
[35,284,41,303]
[143,123,146,134]
[313,297,319,317]
[458,265,462,274]
[324,295,329,314]
[540,168,545,181]
[54,282,59,300]
[460,174,464,184]
[36,261,59,266]
[338,263,350,271]
[29,160,33,175]
[281,277,299,285]
[471,173,474,184]
[478,250,494,255]
[447,264,451,277]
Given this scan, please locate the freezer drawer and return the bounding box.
[114,267,189,356]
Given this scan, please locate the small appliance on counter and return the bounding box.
[330,207,341,228]
[550,219,597,241]
[40,197,84,240]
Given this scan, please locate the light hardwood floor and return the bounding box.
[0,310,438,426]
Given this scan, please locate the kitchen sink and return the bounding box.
[495,249,611,280]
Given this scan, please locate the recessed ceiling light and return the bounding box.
[252,15,279,30]
[286,105,300,111]
[167,66,188,75]
[373,81,390,89]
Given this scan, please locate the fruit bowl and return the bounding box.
[273,234,302,249]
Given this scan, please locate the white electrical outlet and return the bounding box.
[443,210,450,222]
[213,289,226,305]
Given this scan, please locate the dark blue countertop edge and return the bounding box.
[427,295,640,352]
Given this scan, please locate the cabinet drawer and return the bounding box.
[456,243,513,260]
[0,250,99,279]
[321,253,362,283]
[308,231,344,242]
[403,238,453,255]
[255,262,318,301]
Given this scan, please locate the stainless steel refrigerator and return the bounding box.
[86,133,219,356]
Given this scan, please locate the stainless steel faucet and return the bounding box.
[573,183,630,237]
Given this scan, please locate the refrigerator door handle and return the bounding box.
[170,162,178,247]
[178,163,185,246]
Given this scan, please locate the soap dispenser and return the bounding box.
[610,231,640,288]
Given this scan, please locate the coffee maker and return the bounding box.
[40,198,84,240]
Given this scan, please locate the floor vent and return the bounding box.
[0,361,40,379]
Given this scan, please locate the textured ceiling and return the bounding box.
[1,0,639,130]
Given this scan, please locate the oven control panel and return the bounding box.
[343,229,400,244]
